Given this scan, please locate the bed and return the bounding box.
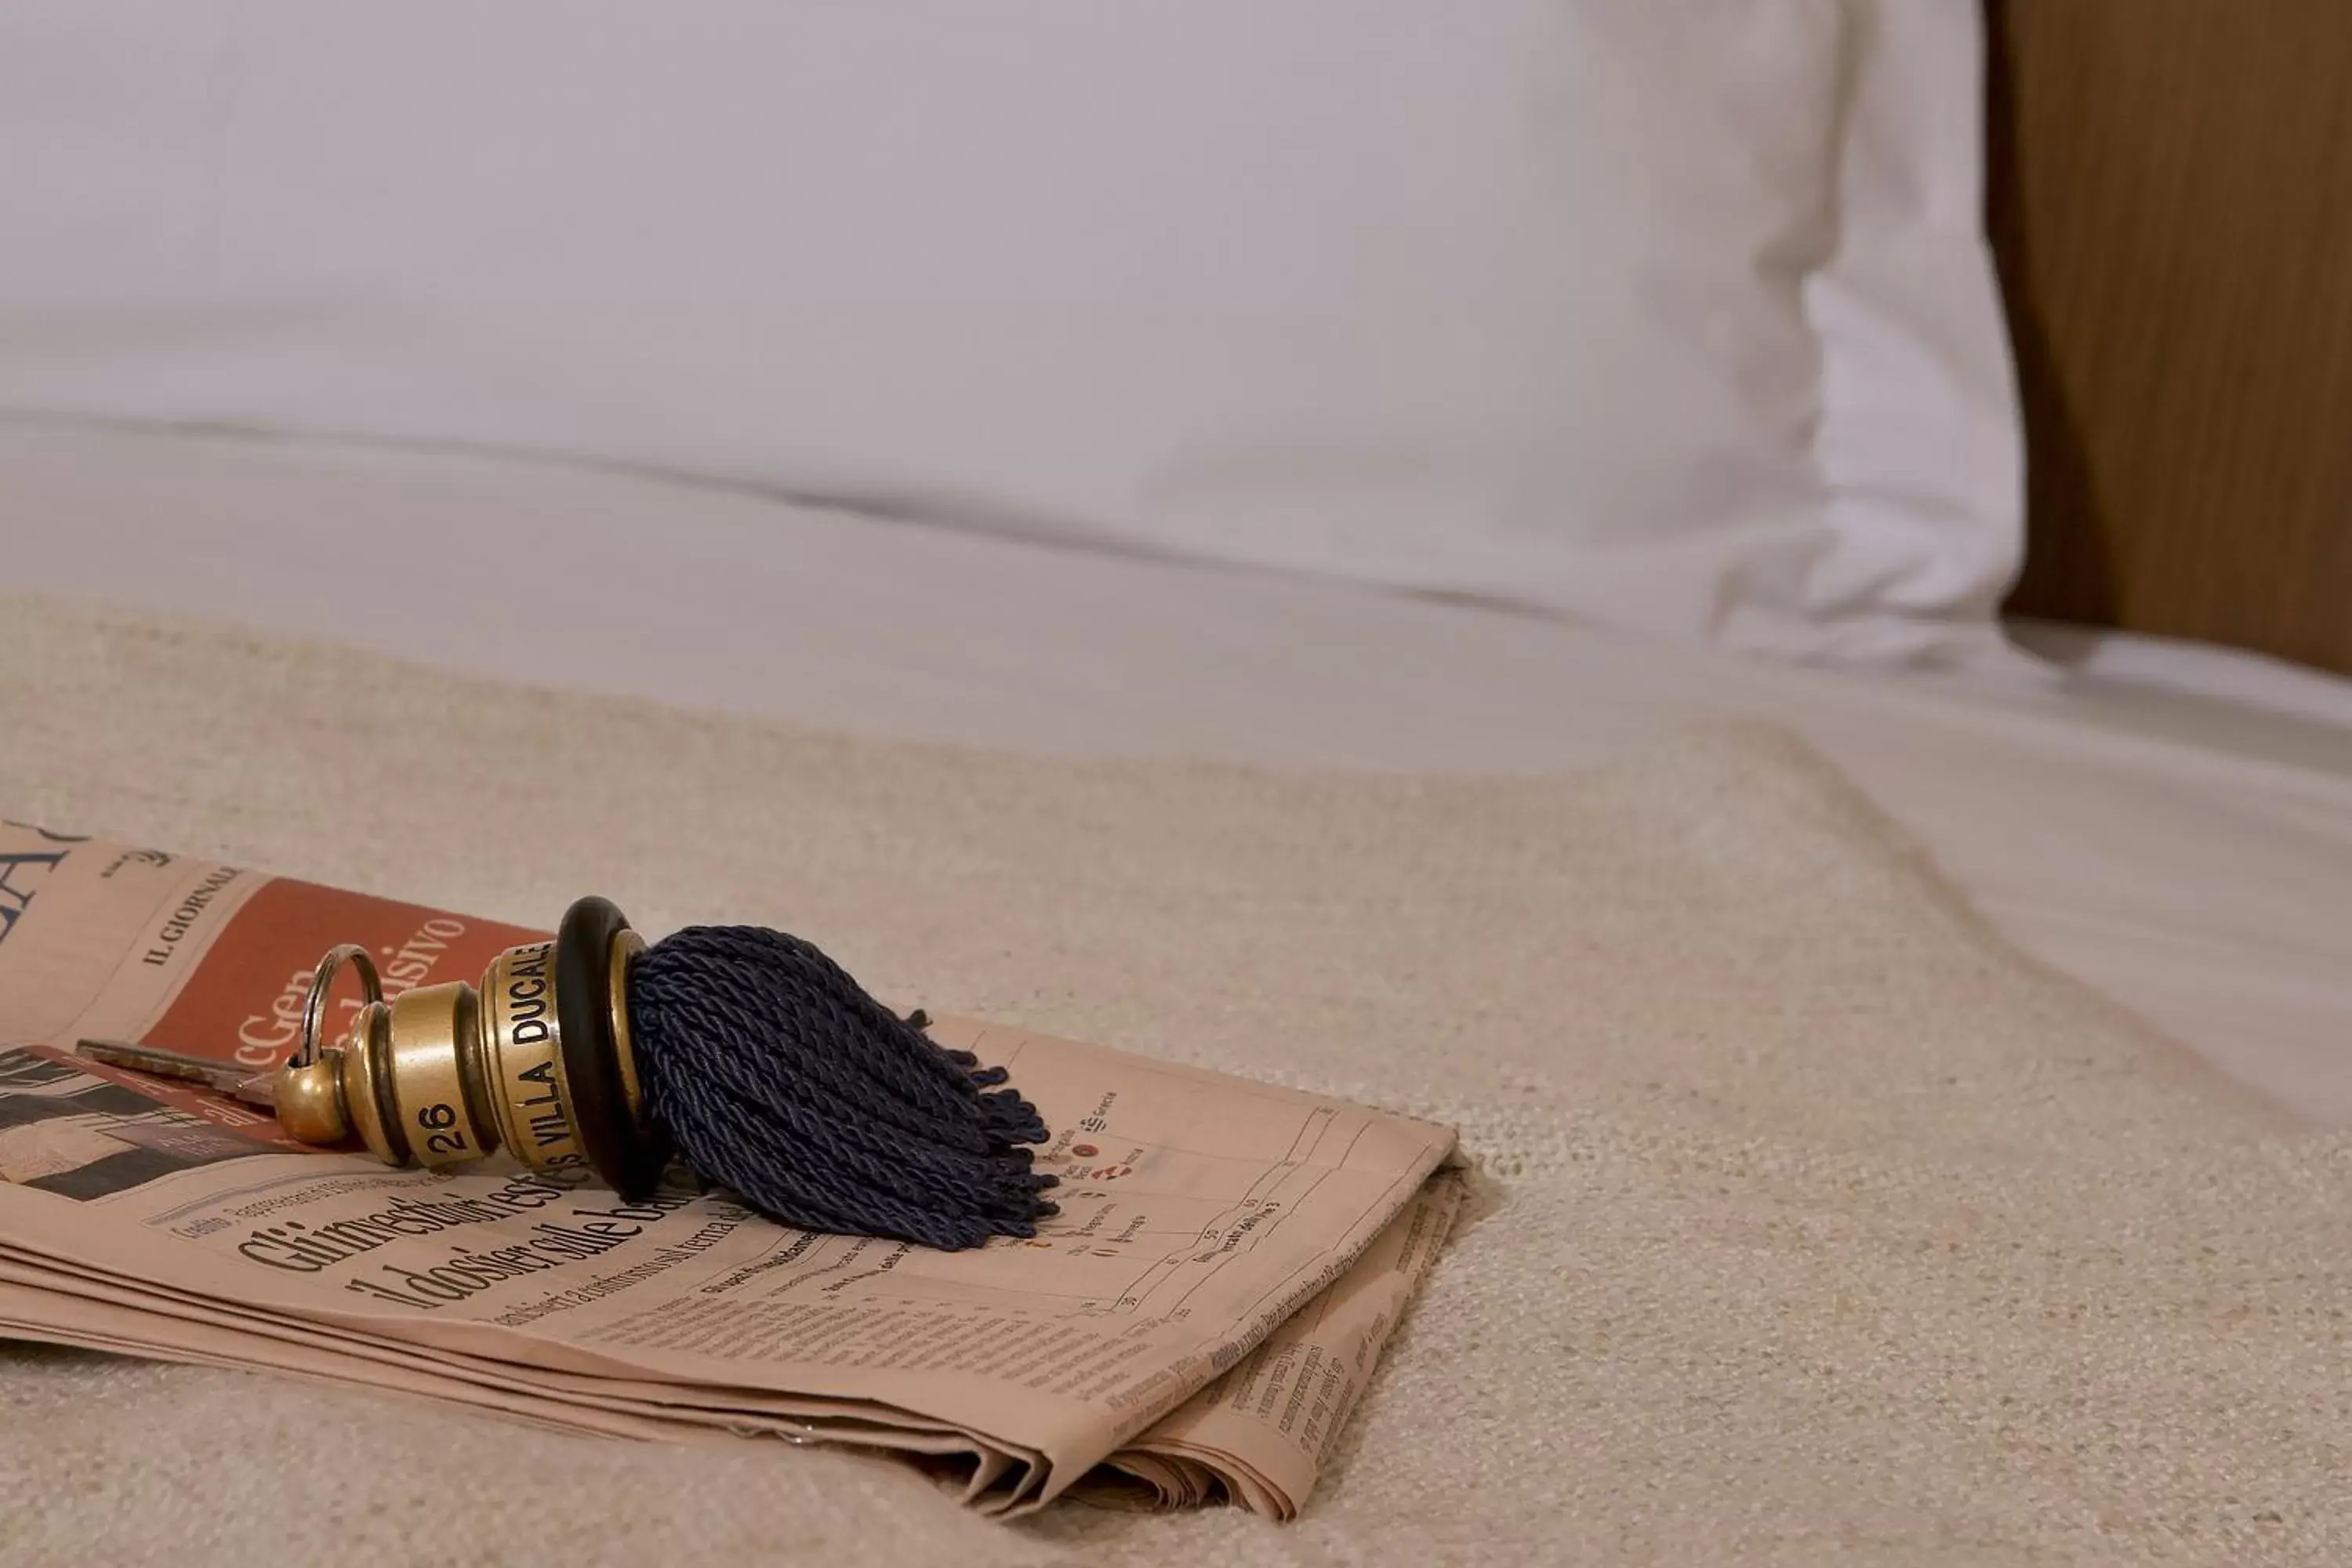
[3,2,2349,1563]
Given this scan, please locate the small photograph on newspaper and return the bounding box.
[0,1046,277,1199]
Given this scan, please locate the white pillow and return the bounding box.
[0,1,2020,664]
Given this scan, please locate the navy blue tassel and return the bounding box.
[627,926,1057,1250]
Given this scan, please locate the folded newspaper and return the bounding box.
[0,821,1458,1516]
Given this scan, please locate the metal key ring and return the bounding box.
[296,943,384,1067]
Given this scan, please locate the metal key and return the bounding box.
[76,1038,281,1109]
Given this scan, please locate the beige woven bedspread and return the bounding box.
[0,598,2343,1566]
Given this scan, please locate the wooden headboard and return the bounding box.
[1984,1,2352,674]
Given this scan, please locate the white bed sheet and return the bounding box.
[7,419,2351,1121]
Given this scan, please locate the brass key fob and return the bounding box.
[77,903,663,1200]
[72,895,1058,1250]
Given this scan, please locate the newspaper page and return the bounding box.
[1094,1171,1464,1515]
[0,1167,1464,1513]
[0,822,1455,1513]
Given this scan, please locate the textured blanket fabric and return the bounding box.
[0,599,2344,1566]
